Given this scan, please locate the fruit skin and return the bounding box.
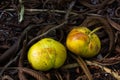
[66,27,101,58]
[28,38,67,71]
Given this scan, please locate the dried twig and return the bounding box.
[18,40,28,80]
[1,75,14,80]
[62,60,120,80]
[70,54,93,80]
[5,8,78,15]
[55,71,63,80]
[18,67,48,80]
[86,60,120,80]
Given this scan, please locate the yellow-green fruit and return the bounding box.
[28,38,67,71]
[66,27,101,58]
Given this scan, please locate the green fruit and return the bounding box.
[28,38,67,71]
[66,27,101,58]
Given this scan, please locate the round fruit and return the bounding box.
[28,38,67,71]
[66,27,101,58]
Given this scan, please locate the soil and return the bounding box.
[0,0,120,80]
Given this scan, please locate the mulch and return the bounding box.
[0,0,120,80]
